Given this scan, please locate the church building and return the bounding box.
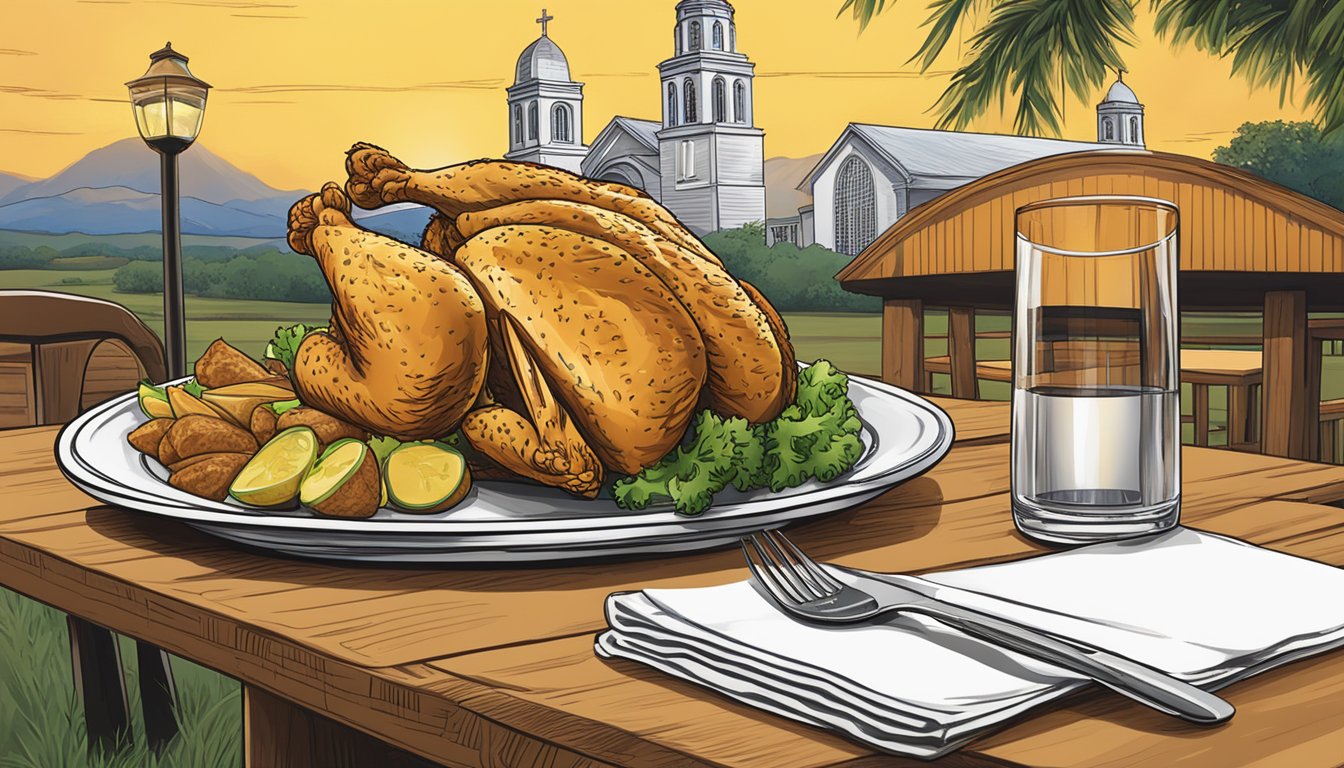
[505,1,766,235]
[779,74,1148,254]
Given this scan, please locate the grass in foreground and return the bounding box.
[0,588,240,768]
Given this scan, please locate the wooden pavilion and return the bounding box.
[836,149,1344,461]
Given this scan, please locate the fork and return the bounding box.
[741,529,1235,725]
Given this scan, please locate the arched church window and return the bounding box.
[552,103,572,143]
[667,82,679,127]
[712,77,726,122]
[689,21,701,50]
[512,105,522,144]
[733,80,745,123]
[1129,116,1139,142]
[712,22,723,50]
[684,78,697,122]
[527,101,538,141]
[834,156,876,257]
[1103,118,1113,141]
[676,25,682,54]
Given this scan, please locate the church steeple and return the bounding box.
[505,9,588,173]
[1097,69,1145,147]
[656,0,765,235]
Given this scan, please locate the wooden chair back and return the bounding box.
[0,290,166,428]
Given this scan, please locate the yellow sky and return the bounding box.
[0,0,1316,190]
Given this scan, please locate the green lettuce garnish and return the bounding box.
[612,360,863,516]
[264,323,328,372]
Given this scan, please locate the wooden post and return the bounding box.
[67,616,131,754]
[1192,384,1210,447]
[244,686,440,768]
[947,306,978,399]
[136,642,180,754]
[881,298,924,391]
[1228,384,1251,447]
[1261,291,1313,459]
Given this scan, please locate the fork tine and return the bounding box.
[742,537,806,604]
[770,529,845,593]
[761,529,831,599]
[756,531,824,600]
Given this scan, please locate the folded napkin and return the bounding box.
[595,528,1344,759]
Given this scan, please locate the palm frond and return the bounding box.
[932,0,1135,135]
[1153,0,1344,136]
[910,0,989,69]
[836,0,893,30]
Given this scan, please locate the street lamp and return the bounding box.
[126,42,209,379]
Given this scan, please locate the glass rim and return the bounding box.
[1015,194,1178,258]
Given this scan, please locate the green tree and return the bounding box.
[1213,121,1344,211]
[838,0,1344,138]
[704,226,880,313]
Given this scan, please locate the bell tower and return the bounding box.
[656,0,765,235]
[1097,70,1145,147]
[505,9,588,173]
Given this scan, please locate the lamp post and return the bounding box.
[126,42,209,379]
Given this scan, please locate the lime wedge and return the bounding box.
[385,442,472,513]
[138,381,172,419]
[299,438,369,508]
[229,426,317,507]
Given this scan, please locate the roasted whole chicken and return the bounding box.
[285,144,796,497]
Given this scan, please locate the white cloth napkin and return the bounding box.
[595,528,1344,759]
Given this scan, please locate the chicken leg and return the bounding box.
[286,183,489,440]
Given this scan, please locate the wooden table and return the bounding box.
[8,399,1344,767]
[924,350,1263,447]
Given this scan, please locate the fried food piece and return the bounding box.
[344,143,723,268]
[275,406,366,451]
[168,452,251,501]
[250,405,278,445]
[457,200,793,423]
[195,339,272,388]
[454,225,706,475]
[128,418,173,455]
[161,414,257,463]
[286,183,490,440]
[420,214,465,260]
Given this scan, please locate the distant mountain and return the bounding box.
[0,171,35,200]
[0,139,306,237]
[0,185,288,238]
[764,154,821,220]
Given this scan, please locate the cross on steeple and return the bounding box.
[536,8,553,37]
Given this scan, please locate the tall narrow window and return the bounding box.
[552,103,571,143]
[684,78,697,123]
[712,22,723,50]
[733,80,745,123]
[1103,118,1113,141]
[834,156,876,257]
[730,24,735,51]
[512,105,522,144]
[1129,116,1139,143]
[527,101,538,141]
[675,25,682,54]
[678,140,696,180]
[666,82,679,127]
[689,21,701,50]
[712,77,726,122]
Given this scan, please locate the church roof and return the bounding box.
[515,35,571,84]
[810,124,1117,185]
[609,117,661,153]
[1101,79,1140,104]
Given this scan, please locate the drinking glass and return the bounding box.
[1011,196,1180,544]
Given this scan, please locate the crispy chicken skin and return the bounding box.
[286,183,489,440]
[456,200,792,423]
[454,224,707,475]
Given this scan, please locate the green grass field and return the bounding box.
[2,270,1341,764]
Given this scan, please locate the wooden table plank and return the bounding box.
[924,397,1010,445]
